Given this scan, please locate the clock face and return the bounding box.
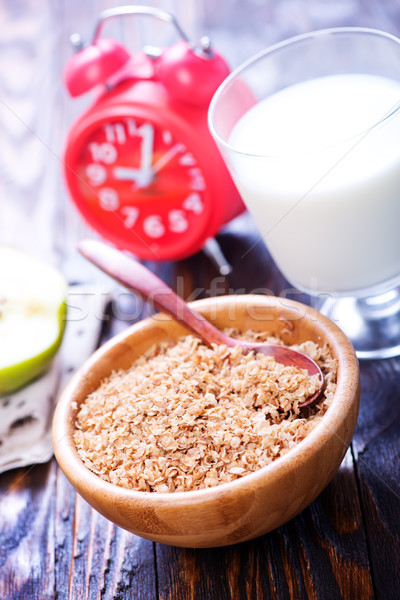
[71,116,210,259]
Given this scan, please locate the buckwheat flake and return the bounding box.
[74,331,337,493]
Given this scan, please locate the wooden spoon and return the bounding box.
[78,239,324,409]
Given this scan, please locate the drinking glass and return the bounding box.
[208,27,400,359]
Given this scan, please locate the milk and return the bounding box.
[228,74,400,295]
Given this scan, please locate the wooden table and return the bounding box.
[1,1,399,598]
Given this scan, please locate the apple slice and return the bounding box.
[0,247,67,395]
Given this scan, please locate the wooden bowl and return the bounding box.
[52,295,359,548]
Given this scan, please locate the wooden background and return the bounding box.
[0,1,400,598]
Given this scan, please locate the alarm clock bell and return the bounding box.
[62,5,245,267]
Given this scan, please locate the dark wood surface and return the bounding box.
[1,1,400,598]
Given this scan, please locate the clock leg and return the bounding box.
[202,237,232,276]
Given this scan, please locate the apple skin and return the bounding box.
[0,301,67,395]
[0,247,68,396]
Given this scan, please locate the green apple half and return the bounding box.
[0,247,67,395]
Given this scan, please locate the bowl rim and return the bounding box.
[53,294,359,505]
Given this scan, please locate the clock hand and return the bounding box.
[113,166,153,188]
[113,124,155,188]
[113,142,185,185]
[140,123,154,172]
[152,143,185,173]
[114,167,144,178]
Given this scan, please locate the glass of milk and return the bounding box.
[208,28,400,359]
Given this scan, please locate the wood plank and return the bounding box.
[0,0,57,260]
[155,452,373,600]
[352,359,400,598]
[0,462,56,600]
[54,474,157,599]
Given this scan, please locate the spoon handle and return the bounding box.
[78,239,231,348]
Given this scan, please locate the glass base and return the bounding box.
[319,287,400,360]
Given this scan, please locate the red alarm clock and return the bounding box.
[63,5,244,261]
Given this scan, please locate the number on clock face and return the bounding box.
[76,117,208,256]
